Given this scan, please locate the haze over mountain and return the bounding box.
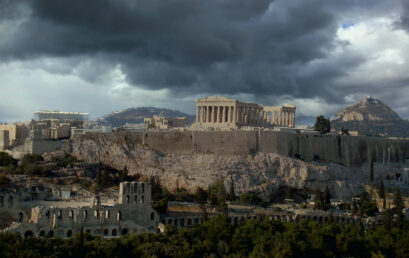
[331,96,409,137]
[97,107,195,127]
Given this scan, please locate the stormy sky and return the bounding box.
[1,0,409,124]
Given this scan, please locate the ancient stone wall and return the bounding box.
[77,131,409,167]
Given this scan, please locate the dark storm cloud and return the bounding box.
[0,0,403,106]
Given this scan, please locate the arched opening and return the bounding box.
[117,211,121,221]
[121,228,128,235]
[103,229,109,236]
[126,195,130,204]
[48,230,54,237]
[18,212,23,222]
[187,218,192,226]
[180,219,185,227]
[39,230,45,237]
[69,210,74,219]
[134,195,138,203]
[105,210,110,219]
[67,230,73,237]
[150,212,155,220]
[141,196,144,203]
[112,229,117,236]
[24,230,34,238]
[57,210,62,219]
[194,218,199,224]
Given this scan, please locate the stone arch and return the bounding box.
[48,230,54,237]
[103,229,109,236]
[24,230,34,238]
[67,230,73,237]
[121,228,128,235]
[112,229,117,236]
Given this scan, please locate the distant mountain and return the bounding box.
[331,96,409,137]
[97,107,195,127]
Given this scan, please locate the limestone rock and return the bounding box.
[50,138,389,200]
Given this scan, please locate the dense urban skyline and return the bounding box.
[1,0,409,124]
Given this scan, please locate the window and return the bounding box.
[84,210,88,219]
[8,196,13,208]
[117,211,121,221]
[57,210,62,219]
[126,195,130,204]
[150,212,154,220]
[142,184,145,193]
[105,210,110,219]
[134,195,138,203]
[69,210,74,219]
[141,196,144,203]
[94,210,99,218]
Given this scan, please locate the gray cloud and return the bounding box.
[0,0,408,122]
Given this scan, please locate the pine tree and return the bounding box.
[324,185,331,206]
[383,197,386,210]
[314,189,323,210]
[369,159,374,183]
[228,181,235,202]
[378,179,385,199]
[393,188,403,212]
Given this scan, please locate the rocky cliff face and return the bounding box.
[332,96,409,137]
[52,136,402,200]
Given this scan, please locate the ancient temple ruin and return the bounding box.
[194,96,296,128]
[1,181,159,238]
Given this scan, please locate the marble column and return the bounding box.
[196,106,199,123]
[207,106,211,123]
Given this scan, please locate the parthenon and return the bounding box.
[194,96,296,128]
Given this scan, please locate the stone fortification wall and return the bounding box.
[23,139,64,155]
[76,131,409,167]
[192,131,258,155]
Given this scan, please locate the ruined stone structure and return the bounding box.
[144,115,187,129]
[0,123,29,147]
[0,130,9,151]
[2,181,159,238]
[194,96,296,128]
[33,111,89,122]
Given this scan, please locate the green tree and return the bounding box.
[228,181,235,202]
[314,189,323,210]
[324,185,331,206]
[0,152,17,166]
[393,188,404,212]
[314,115,331,134]
[194,187,208,206]
[378,179,385,199]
